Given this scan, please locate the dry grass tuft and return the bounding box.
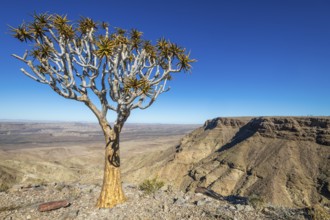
[139,178,164,195]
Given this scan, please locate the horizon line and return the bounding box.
[0,118,202,125]
[1,115,329,125]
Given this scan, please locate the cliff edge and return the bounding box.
[158,117,330,208]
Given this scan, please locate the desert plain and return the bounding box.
[0,121,199,187]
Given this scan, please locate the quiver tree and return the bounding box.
[10,13,195,208]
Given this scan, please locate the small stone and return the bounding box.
[195,187,208,194]
[263,207,269,212]
[184,195,190,200]
[205,197,213,202]
[26,215,31,220]
[228,205,236,211]
[9,185,22,193]
[262,207,273,215]
[160,184,168,191]
[153,192,162,200]
[163,203,169,212]
[236,204,244,211]
[244,205,254,212]
[173,197,186,206]
[38,200,70,212]
[195,199,206,206]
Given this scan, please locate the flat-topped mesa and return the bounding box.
[203,117,249,130]
[203,117,330,146]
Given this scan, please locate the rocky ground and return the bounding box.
[0,182,313,220]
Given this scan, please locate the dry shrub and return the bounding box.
[139,178,164,195]
[0,183,10,192]
[248,194,265,211]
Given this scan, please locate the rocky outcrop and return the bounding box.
[158,117,330,208]
[255,117,330,145]
[156,118,251,186]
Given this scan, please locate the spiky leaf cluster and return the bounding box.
[143,40,157,62]
[11,13,195,72]
[10,23,33,42]
[11,12,196,116]
[130,29,143,50]
[28,13,51,39]
[79,17,97,34]
[124,77,152,95]
[95,36,114,58]
[31,43,54,58]
[52,14,75,39]
[156,38,196,72]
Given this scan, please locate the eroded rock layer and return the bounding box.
[159,117,330,208]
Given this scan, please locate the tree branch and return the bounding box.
[11,14,194,132]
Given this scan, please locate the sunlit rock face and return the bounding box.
[159,117,330,208]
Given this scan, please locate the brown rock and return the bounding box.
[158,117,330,208]
[195,187,208,194]
[38,200,70,212]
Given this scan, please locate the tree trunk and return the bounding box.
[96,127,126,208]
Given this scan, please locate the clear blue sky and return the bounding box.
[1,0,329,124]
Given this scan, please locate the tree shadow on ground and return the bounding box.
[195,187,248,205]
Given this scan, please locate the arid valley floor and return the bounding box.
[0,122,199,186]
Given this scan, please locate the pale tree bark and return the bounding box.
[97,125,126,208]
[84,100,128,208]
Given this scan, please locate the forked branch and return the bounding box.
[11,13,196,126]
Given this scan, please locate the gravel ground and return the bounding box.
[0,182,311,220]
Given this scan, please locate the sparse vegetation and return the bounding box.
[247,194,265,211]
[55,184,66,192]
[139,178,164,195]
[31,178,47,186]
[0,183,10,192]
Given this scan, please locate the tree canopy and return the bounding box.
[11,13,195,125]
